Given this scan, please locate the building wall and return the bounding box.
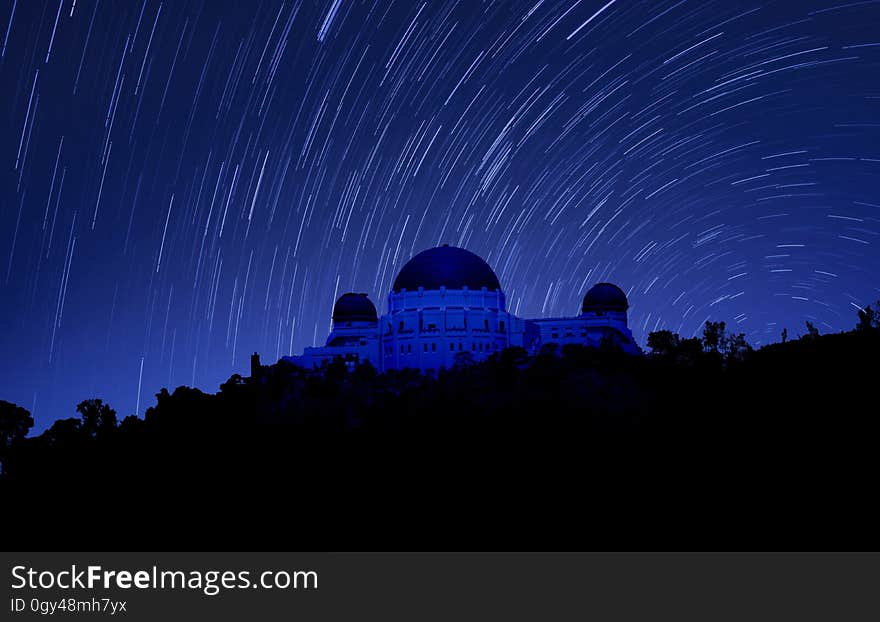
[284,290,638,372]
[379,286,522,372]
[531,310,639,354]
[285,319,380,370]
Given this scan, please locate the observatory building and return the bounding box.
[284,245,639,373]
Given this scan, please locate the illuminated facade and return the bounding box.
[284,245,639,372]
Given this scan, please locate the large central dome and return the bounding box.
[392,245,501,292]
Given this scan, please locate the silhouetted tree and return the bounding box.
[219,375,244,393]
[44,417,83,446]
[781,328,788,343]
[499,346,528,368]
[647,330,680,356]
[453,351,475,369]
[676,337,704,363]
[351,360,376,383]
[324,357,350,382]
[0,401,33,475]
[804,321,819,339]
[724,332,751,362]
[76,399,117,438]
[598,330,622,352]
[539,342,560,357]
[702,321,726,353]
[856,304,878,332]
[119,414,144,433]
[0,400,33,450]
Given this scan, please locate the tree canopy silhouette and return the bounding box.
[1,305,878,550]
[0,400,33,450]
[76,399,117,438]
[856,302,880,332]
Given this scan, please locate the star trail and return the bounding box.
[1,0,878,428]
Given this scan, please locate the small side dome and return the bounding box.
[582,283,628,313]
[332,293,377,323]
[392,245,502,292]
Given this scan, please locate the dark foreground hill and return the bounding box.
[1,326,878,550]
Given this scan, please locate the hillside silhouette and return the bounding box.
[1,306,878,550]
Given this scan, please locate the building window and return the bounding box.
[479,343,483,352]
[399,321,404,331]
[552,332,558,339]
[407,344,412,353]
[450,343,454,351]
[423,343,428,352]
[458,342,462,351]
[472,343,476,351]
[400,345,404,354]
[484,319,489,330]
[499,321,505,331]
[431,343,436,352]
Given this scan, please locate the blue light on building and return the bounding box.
[281,245,639,373]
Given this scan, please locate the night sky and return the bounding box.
[2,0,878,429]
